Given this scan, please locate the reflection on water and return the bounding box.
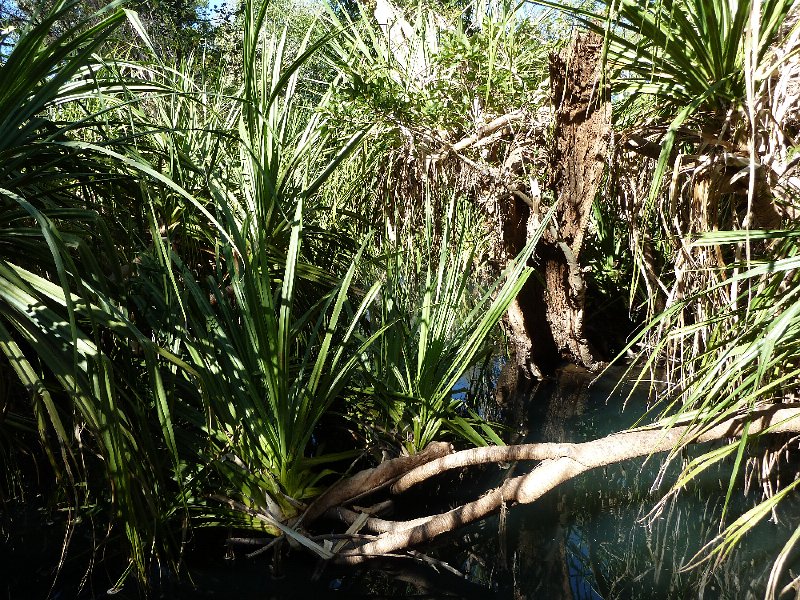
[446,364,800,599]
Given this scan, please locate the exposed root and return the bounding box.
[302,442,452,523]
[324,506,436,535]
[391,442,579,494]
[329,404,800,563]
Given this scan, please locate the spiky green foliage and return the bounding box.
[10,0,800,593]
[112,0,380,536]
[553,0,800,585]
[321,0,555,233]
[173,202,382,528]
[531,0,797,311]
[0,0,201,579]
[360,197,554,453]
[0,0,557,590]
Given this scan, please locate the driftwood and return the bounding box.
[312,404,800,564]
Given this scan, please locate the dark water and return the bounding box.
[448,364,800,600]
[481,365,800,600]
[5,366,800,599]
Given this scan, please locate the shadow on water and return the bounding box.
[5,365,800,599]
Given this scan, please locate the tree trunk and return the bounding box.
[506,32,611,376]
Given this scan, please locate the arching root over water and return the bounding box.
[304,404,800,564]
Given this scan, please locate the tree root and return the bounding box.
[391,442,580,494]
[302,442,452,523]
[324,506,435,535]
[327,404,800,564]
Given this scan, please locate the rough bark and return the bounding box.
[329,404,800,563]
[504,32,611,376]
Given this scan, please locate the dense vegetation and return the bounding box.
[1,0,799,596]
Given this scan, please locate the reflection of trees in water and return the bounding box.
[582,480,785,599]
[436,364,591,598]
[329,366,800,598]
[506,367,592,600]
[444,366,800,599]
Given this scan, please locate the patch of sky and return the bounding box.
[0,0,20,61]
[567,524,605,600]
[198,0,238,25]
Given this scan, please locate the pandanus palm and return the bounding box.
[0,0,195,581]
[120,0,383,540]
[361,197,555,454]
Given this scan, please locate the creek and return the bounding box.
[5,366,799,599]
[474,365,800,599]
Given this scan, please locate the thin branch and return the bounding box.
[451,111,526,152]
[303,442,452,523]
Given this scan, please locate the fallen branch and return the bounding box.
[324,506,435,535]
[334,404,800,564]
[391,442,579,494]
